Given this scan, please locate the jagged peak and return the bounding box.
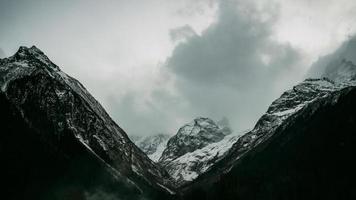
[16,45,44,58]
[10,45,60,71]
[177,117,219,137]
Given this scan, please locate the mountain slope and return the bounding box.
[162,133,240,186]
[181,78,356,200]
[0,46,175,200]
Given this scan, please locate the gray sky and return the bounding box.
[1,0,356,136]
[0,48,5,58]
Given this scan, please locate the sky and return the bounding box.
[1,0,356,136]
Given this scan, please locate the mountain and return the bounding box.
[0,46,175,200]
[181,78,356,200]
[134,134,170,162]
[158,117,234,186]
[159,117,228,164]
[161,133,240,186]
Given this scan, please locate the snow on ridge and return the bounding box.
[222,77,356,170]
[166,133,241,182]
[149,140,168,162]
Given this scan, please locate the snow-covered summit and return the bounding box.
[156,117,234,186]
[159,117,227,164]
[0,46,59,92]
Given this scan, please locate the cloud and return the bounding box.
[307,35,356,79]
[170,25,197,43]
[0,48,5,58]
[163,0,304,132]
[4,0,350,137]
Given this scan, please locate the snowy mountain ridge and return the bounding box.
[199,77,356,180]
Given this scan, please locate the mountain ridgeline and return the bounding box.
[181,78,356,200]
[1,46,356,200]
[179,37,356,199]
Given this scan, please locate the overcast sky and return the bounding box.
[1,0,356,136]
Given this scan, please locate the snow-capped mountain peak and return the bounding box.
[159,117,226,164]
[153,117,235,186]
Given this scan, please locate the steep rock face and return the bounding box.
[0,46,174,200]
[135,134,170,162]
[158,117,233,186]
[181,78,356,200]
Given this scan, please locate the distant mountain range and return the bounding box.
[1,41,356,200]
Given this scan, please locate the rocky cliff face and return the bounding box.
[0,46,175,200]
[181,78,356,200]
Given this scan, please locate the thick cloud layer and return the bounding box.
[164,0,304,132]
[1,0,355,136]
